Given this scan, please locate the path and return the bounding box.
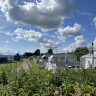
[17,59,32,72]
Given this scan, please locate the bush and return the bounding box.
[1,60,96,95]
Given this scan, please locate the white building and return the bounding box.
[0,54,14,63]
[39,55,50,68]
[39,54,78,72]
[80,52,96,69]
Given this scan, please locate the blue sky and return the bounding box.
[0,0,96,55]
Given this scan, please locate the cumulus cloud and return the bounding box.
[13,28,61,49]
[51,35,56,38]
[0,0,77,30]
[58,23,82,36]
[40,40,61,49]
[93,17,96,28]
[0,47,18,55]
[5,32,13,36]
[57,35,66,42]
[14,28,46,42]
[63,35,87,52]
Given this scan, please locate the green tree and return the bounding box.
[16,53,20,56]
[23,52,34,57]
[70,47,89,61]
[47,48,53,55]
[34,49,40,55]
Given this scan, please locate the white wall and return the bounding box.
[80,57,94,69]
[85,58,92,69]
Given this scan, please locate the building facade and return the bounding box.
[0,54,14,63]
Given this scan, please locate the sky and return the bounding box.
[0,0,96,55]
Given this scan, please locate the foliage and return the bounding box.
[23,49,40,57]
[34,49,40,56]
[16,53,20,56]
[1,60,96,95]
[47,48,53,55]
[23,52,34,57]
[70,47,89,61]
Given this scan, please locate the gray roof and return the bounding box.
[0,54,13,58]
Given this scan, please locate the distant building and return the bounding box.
[0,54,14,63]
[14,55,21,61]
[39,55,50,68]
[80,52,96,69]
[33,56,41,63]
[39,54,78,72]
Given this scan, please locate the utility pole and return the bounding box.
[92,42,94,68]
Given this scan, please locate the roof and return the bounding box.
[81,52,96,58]
[41,55,50,59]
[52,54,77,58]
[0,54,13,57]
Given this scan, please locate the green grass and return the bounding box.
[29,60,39,71]
[29,60,48,72]
[0,60,23,71]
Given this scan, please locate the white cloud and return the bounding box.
[0,47,18,55]
[63,35,87,52]
[0,0,77,30]
[51,35,56,38]
[5,32,13,36]
[40,40,61,49]
[14,28,45,42]
[5,40,9,43]
[57,35,66,42]
[75,35,87,47]
[55,32,58,35]
[93,17,96,28]
[14,28,61,50]
[58,23,82,36]
[12,38,18,42]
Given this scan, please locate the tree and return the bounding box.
[34,49,40,55]
[47,48,53,55]
[16,53,20,56]
[23,52,34,57]
[70,47,89,61]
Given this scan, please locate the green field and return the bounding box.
[0,60,23,71]
[0,60,96,96]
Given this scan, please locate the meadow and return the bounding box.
[0,60,23,70]
[0,60,96,96]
